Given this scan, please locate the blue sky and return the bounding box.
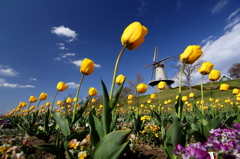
[0,0,240,114]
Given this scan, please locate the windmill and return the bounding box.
[143,47,174,92]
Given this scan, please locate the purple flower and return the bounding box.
[187,147,210,159]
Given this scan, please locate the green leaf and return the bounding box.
[100,79,112,135]
[112,78,125,109]
[71,99,89,126]
[34,145,65,157]
[91,129,131,159]
[110,112,118,132]
[54,129,60,146]
[193,104,208,125]
[153,110,162,124]
[207,112,226,129]
[171,112,185,147]
[66,130,88,141]
[52,112,71,137]
[106,141,129,159]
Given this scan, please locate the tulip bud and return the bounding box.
[198,62,214,75]
[92,98,97,103]
[136,83,148,93]
[182,96,188,102]
[39,92,48,100]
[232,88,240,95]
[80,58,94,75]
[57,100,63,106]
[189,93,194,98]
[29,96,38,103]
[180,45,203,64]
[116,74,126,85]
[220,84,230,91]
[209,70,221,81]
[128,94,134,100]
[121,22,148,50]
[150,94,156,99]
[66,97,73,104]
[46,102,51,107]
[56,82,68,92]
[158,81,166,90]
[88,87,98,96]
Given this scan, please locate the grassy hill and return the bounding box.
[136,79,240,106]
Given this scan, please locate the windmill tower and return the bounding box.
[143,47,174,93]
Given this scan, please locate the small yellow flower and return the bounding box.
[78,151,87,159]
[232,88,240,95]
[150,94,156,99]
[29,96,38,103]
[189,93,194,98]
[136,83,148,93]
[182,96,188,102]
[128,94,134,100]
[39,92,48,100]
[158,81,166,90]
[46,102,51,107]
[57,100,63,106]
[220,84,230,91]
[66,97,73,104]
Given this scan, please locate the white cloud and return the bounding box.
[224,8,240,30]
[51,26,78,42]
[211,0,228,14]
[137,0,148,16]
[71,59,101,68]
[0,65,18,77]
[0,78,5,83]
[66,82,79,89]
[0,82,34,88]
[177,0,182,9]
[56,43,68,50]
[189,10,240,86]
[54,53,75,61]
[56,43,64,46]
[29,77,37,82]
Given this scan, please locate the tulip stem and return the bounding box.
[109,46,126,102]
[72,74,85,123]
[201,74,204,115]
[178,62,185,119]
[51,90,59,111]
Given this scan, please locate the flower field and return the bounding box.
[1,22,240,159]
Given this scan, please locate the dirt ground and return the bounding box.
[27,136,166,159]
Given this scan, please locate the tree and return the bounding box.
[127,73,145,97]
[228,63,240,79]
[171,53,205,93]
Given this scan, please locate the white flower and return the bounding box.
[11,152,26,159]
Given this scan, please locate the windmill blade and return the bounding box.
[155,56,170,65]
[153,47,158,62]
[151,66,155,80]
[143,63,154,68]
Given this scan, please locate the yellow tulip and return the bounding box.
[209,70,221,81]
[232,88,240,95]
[39,92,48,100]
[88,87,98,96]
[220,84,230,91]
[147,99,151,104]
[29,96,38,103]
[168,100,172,103]
[80,58,94,75]
[121,22,148,50]
[99,105,103,109]
[92,98,97,103]
[66,97,73,104]
[215,99,220,103]
[40,105,45,109]
[198,62,214,75]
[21,102,28,107]
[45,102,51,107]
[209,98,214,102]
[57,100,63,106]
[180,45,203,64]
[150,94,156,99]
[140,104,144,108]
[56,82,68,92]
[236,96,240,101]
[182,96,188,102]
[136,83,148,93]
[189,93,194,98]
[128,94,134,100]
[158,81,167,90]
[115,74,126,85]
[128,100,133,105]
[164,101,168,104]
